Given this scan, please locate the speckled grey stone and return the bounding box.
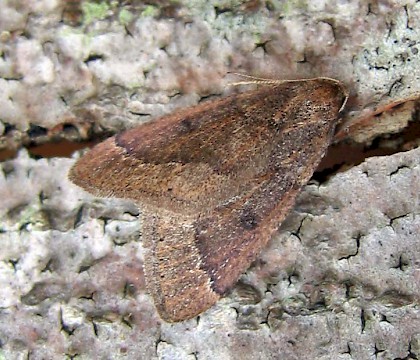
[0,1,419,149]
[0,145,418,359]
[1,0,420,359]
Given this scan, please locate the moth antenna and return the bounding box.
[227,73,348,112]
[227,72,286,86]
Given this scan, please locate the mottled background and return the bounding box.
[0,0,419,359]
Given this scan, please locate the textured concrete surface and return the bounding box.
[0,0,419,359]
[0,145,419,359]
[0,1,419,150]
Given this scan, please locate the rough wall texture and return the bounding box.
[0,0,419,149]
[0,0,419,359]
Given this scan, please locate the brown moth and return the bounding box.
[69,77,348,322]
